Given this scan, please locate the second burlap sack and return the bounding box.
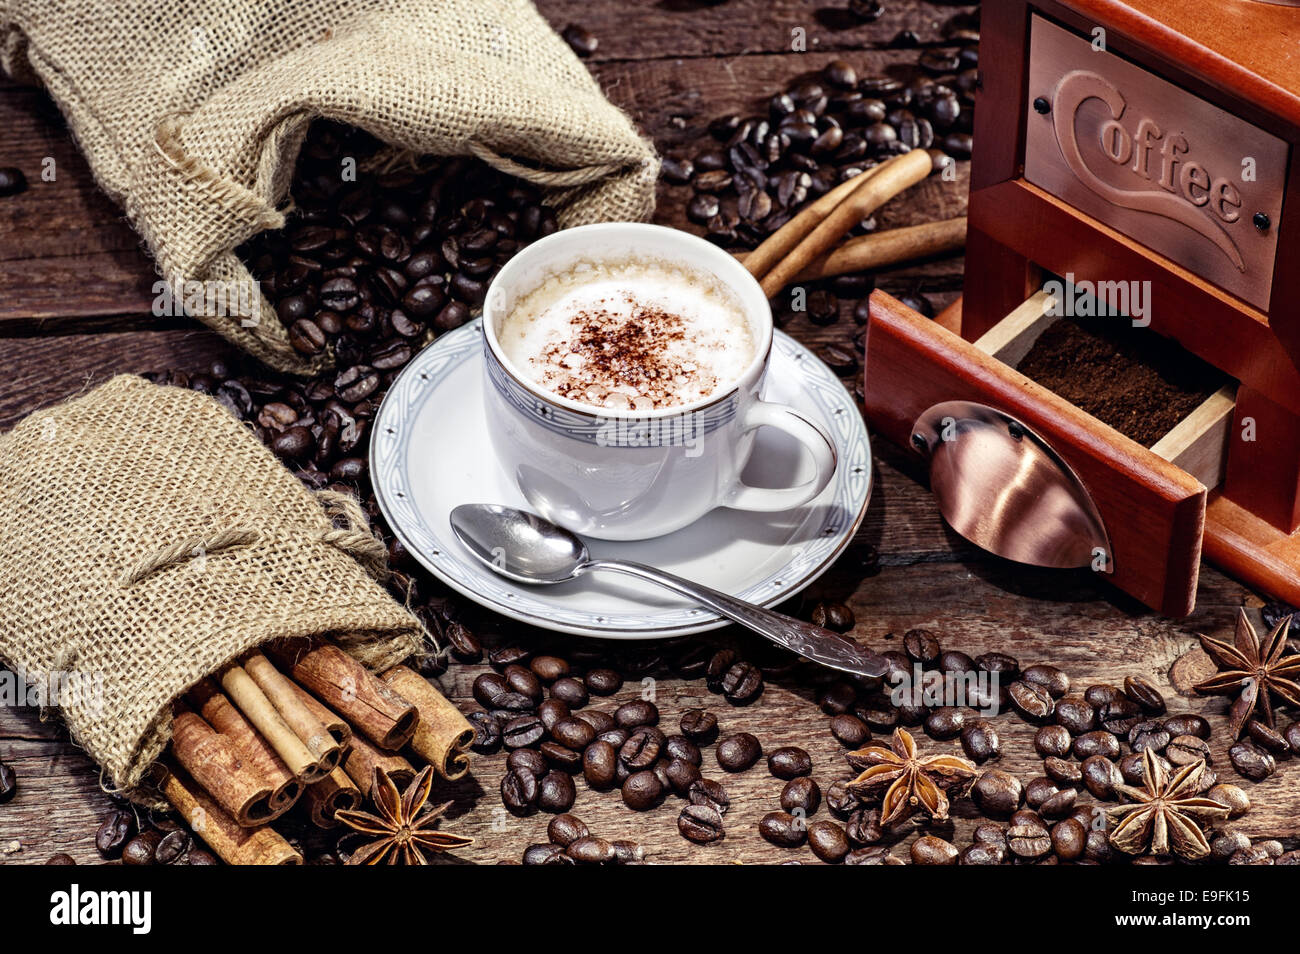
[0,0,658,374]
[0,375,423,796]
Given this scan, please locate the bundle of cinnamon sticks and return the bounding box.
[155,639,472,865]
[738,148,965,295]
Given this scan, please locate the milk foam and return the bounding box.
[498,257,755,411]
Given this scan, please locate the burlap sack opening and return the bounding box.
[0,376,423,798]
[0,0,658,374]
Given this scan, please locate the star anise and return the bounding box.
[1193,610,1300,738]
[1106,749,1228,860]
[845,727,976,826]
[336,766,472,865]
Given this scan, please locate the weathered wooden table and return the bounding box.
[0,0,1294,865]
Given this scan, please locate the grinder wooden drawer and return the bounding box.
[864,289,1220,617]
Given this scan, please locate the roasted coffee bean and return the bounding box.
[924,706,965,741]
[843,807,885,846]
[902,628,941,665]
[1084,684,1123,707]
[819,682,858,715]
[0,167,27,197]
[522,843,572,865]
[1129,719,1172,753]
[1024,776,1062,811]
[619,730,662,771]
[960,720,1001,762]
[122,831,161,866]
[1207,782,1250,818]
[830,713,871,747]
[1021,664,1070,699]
[1034,725,1072,758]
[756,744,813,783]
[537,771,577,813]
[501,767,539,814]
[95,810,136,859]
[578,709,615,734]
[687,194,720,224]
[611,840,645,864]
[1006,810,1051,859]
[811,601,855,632]
[704,648,738,692]
[759,811,807,847]
[721,660,764,704]
[907,834,957,865]
[621,770,663,811]
[807,820,850,863]
[540,741,582,773]
[717,732,763,772]
[1162,713,1211,740]
[561,23,598,57]
[1122,675,1166,714]
[959,843,1005,866]
[0,760,15,804]
[584,668,622,696]
[1072,730,1121,761]
[1051,818,1087,861]
[1097,696,1144,735]
[614,700,658,729]
[1229,740,1276,781]
[972,770,1024,818]
[678,803,726,844]
[549,677,588,708]
[776,777,820,817]
[807,290,839,325]
[679,707,719,744]
[503,663,542,701]
[938,650,974,674]
[1044,756,1082,786]
[1081,755,1122,800]
[583,740,618,790]
[507,748,547,777]
[467,711,502,753]
[550,718,596,751]
[1039,787,1077,820]
[562,835,613,865]
[45,853,76,865]
[1246,718,1290,754]
[1166,734,1212,766]
[976,652,1019,677]
[665,758,702,796]
[688,777,730,815]
[825,779,862,817]
[660,156,694,185]
[537,698,570,732]
[502,715,545,749]
[528,655,569,683]
[1008,681,1055,722]
[1054,696,1097,734]
[663,734,702,766]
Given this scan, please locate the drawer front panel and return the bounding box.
[864,290,1207,617]
[1024,15,1287,311]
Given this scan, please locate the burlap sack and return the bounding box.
[0,0,658,374]
[0,375,423,795]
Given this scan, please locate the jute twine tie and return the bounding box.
[119,489,389,586]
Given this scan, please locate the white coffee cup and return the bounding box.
[480,222,836,540]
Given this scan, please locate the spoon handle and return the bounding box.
[584,559,887,679]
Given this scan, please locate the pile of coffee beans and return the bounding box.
[89,805,216,866]
[521,812,645,865]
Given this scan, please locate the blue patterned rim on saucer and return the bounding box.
[371,318,872,638]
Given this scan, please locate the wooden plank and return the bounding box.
[533,0,979,61]
[0,329,232,429]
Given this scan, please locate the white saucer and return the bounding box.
[371,319,872,639]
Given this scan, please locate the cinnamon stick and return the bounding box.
[743,163,885,281]
[218,662,323,783]
[758,148,934,297]
[154,761,302,865]
[783,216,967,281]
[186,677,302,810]
[304,767,362,828]
[287,681,353,748]
[243,651,343,776]
[380,665,474,780]
[169,703,279,827]
[343,732,416,795]
[271,640,418,751]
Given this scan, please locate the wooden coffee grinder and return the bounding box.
[864,0,1300,615]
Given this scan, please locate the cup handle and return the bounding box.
[724,401,837,512]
